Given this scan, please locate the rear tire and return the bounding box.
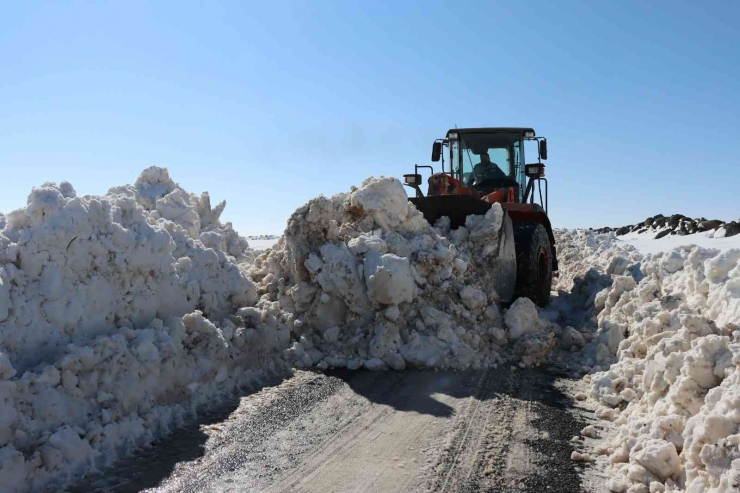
[513,222,552,307]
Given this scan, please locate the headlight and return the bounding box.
[403,174,422,185]
[525,164,545,177]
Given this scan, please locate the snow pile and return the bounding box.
[0,171,570,492]
[543,230,644,374]
[0,171,577,491]
[249,176,561,372]
[0,168,287,492]
[573,229,740,491]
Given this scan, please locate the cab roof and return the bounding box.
[446,127,535,137]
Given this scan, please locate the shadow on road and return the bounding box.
[322,368,476,418]
[325,366,577,418]
[64,373,291,493]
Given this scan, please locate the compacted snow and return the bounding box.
[2,169,738,493]
[0,168,284,492]
[552,230,740,492]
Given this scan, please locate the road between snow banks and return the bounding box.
[66,369,608,493]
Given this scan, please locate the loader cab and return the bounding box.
[406,126,549,211]
[446,128,537,203]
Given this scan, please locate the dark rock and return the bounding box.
[597,214,738,240]
[698,220,724,232]
[726,222,740,238]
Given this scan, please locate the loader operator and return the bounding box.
[471,151,507,185]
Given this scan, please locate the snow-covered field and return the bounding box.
[620,229,740,255]
[246,238,280,251]
[1,169,739,492]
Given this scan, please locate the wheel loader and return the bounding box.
[402,127,557,307]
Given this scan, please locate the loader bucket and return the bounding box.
[409,195,491,229]
[409,195,517,302]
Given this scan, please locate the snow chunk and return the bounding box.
[505,297,542,340]
[631,440,680,481]
[348,177,410,231]
[0,446,27,492]
[0,353,13,381]
[561,326,586,350]
[514,331,556,367]
[460,285,488,310]
[364,252,416,305]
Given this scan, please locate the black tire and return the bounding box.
[513,222,552,307]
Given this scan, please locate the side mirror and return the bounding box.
[539,140,548,160]
[431,142,442,162]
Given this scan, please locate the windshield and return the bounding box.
[455,132,520,184]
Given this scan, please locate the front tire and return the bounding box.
[513,222,552,307]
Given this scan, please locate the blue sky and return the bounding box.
[2,1,739,235]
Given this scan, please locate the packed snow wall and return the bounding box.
[0,168,290,492]
[552,230,740,493]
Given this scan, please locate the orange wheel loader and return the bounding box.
[403,127,557,307]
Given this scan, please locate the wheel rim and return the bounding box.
[538,247,549,295]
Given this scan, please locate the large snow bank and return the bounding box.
[0,171,567,492]
[248,176,561,372]
[560,228,740,492]
[0,168,287,492]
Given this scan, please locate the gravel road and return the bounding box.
[67,367,609,493]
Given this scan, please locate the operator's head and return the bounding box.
[480,151,490,163]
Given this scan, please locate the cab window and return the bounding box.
[458,132,517,186]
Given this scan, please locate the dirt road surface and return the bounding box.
[67,368,609,493]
